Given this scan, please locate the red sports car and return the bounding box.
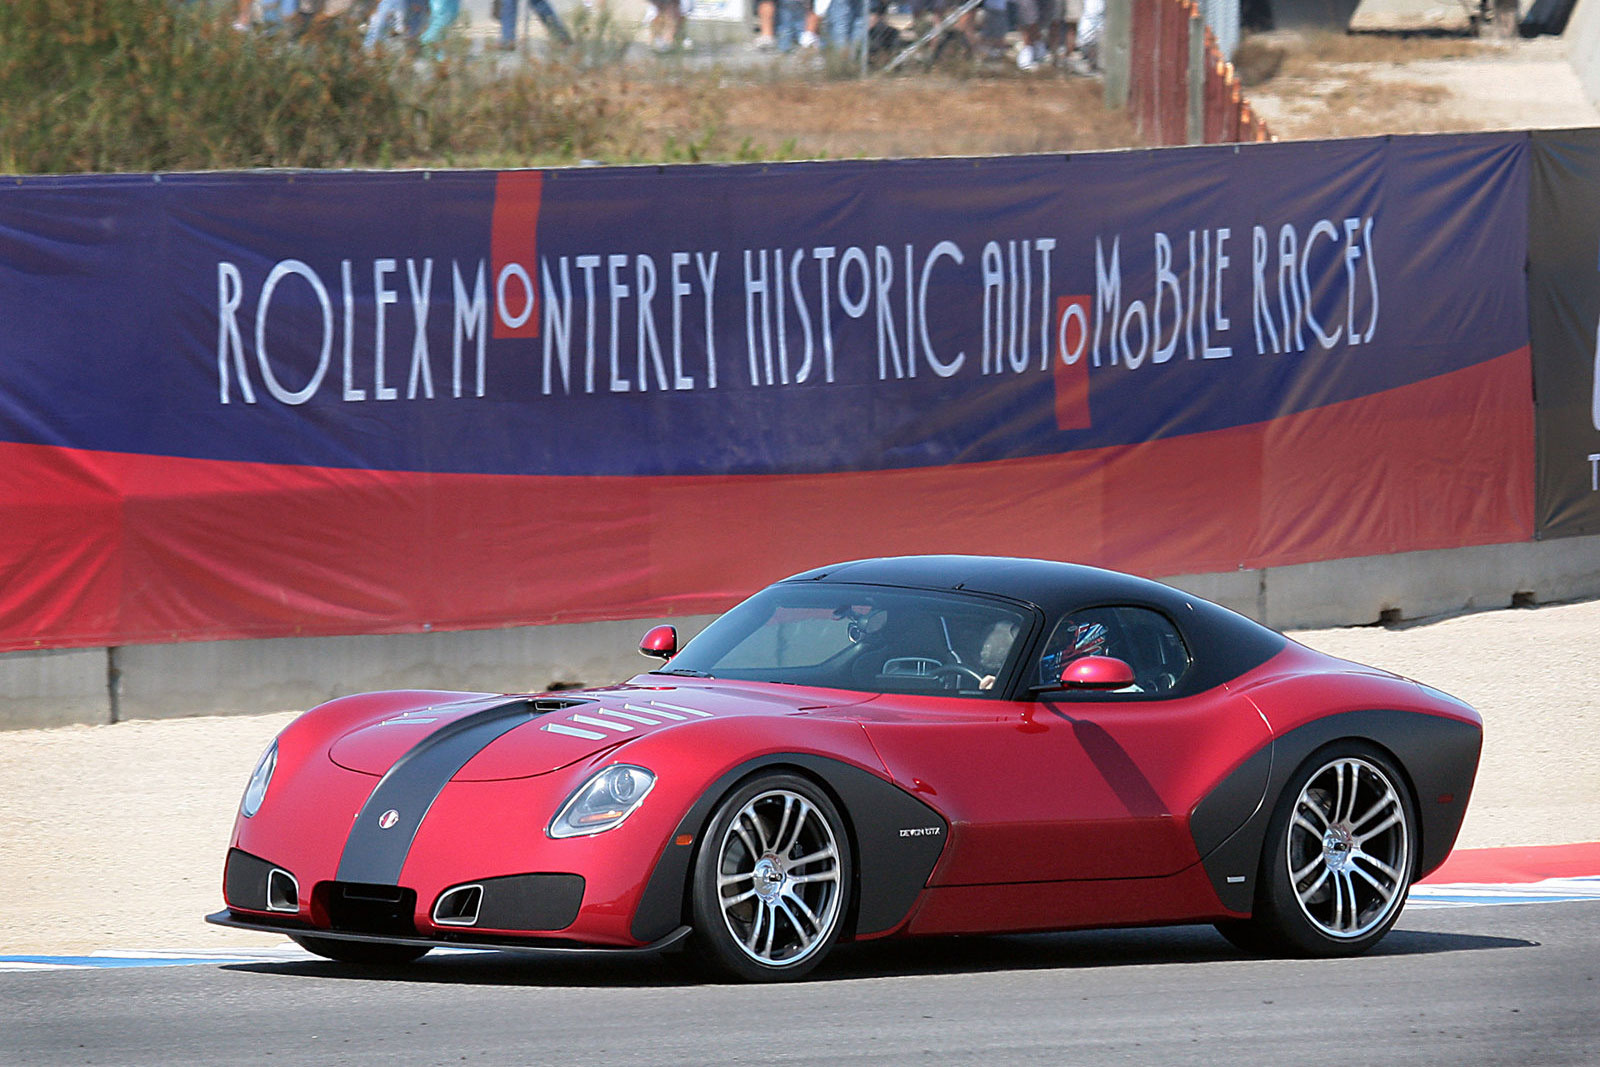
[208,556,1482,981]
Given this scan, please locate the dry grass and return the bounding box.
[0,0,1141,174]
[1259,67,1453,140]
[1235,30,1493,88]
[712,74,1140,160]
[1290,28,1489,64]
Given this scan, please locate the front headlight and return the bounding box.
[548,765,656,839]
[240,740,278,818]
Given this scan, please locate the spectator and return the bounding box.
[257,0,300,26]
[419,0,460,47]
[1015,0,1054,69]
[753,0,804,50]
[501,0,574,49]
[363,0,393,47]
[364,0,418,47]
[753,0,776,48]
[777,0,805,48]
[826,0,865,52]
[801,0,821,48]
[975,0,1007,59]
[1050,0,1089,72]
[647,0,685,51]
[1075,0,1101,69]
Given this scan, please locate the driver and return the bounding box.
[975,619,1019,690]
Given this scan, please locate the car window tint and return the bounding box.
[666,584,1029,698]
[1037,606,1191,696]
[717,606,854,669]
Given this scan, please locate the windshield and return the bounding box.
[660,583,1031,698]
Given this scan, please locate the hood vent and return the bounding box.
[529,698,592,713]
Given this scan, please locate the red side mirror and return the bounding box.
[638,624,678,660]
[1061,655,1136,690]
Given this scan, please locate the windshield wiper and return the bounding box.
[654,667,711,677]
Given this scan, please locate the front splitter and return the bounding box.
[205,910,692,957]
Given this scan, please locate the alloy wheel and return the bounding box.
[714,787,844,967]
[1285,756,1411,940]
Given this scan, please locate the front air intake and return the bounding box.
[432,884,484,926]
[319,882,419,936]
[224,849,301,915]
[266,868,300,913]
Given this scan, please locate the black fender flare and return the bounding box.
[630,753,948,944]
[1192,709,1482,914]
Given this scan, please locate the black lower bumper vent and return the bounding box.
[320,882,419,936]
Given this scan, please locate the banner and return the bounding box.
[1529,129,1600,540]
[0,135,1534,650]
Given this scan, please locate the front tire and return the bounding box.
[291,934,430,965]
[1220,744,1416,958]
[689,773,852,982]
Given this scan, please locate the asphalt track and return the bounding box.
[4,899,1597,1067]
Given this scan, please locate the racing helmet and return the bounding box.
[1038,620,1109,685]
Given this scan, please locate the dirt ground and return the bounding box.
[654,27,1598,159]
[718,74,1143,158]
[1,598,1595,955]
[1238,33,1599,140]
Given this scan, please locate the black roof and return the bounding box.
[781,555,1193,617]
[782,555,1288,690]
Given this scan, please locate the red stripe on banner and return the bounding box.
[1054,295,1092,430]
[1422,842,1600,885]
[0,445,123,647]
[490,171,542,339]
[0,348,1535,651]
[1100,345,1534,575]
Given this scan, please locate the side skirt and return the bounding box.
[901,863,1229,937]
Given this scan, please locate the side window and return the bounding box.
[1036,606,1191,696]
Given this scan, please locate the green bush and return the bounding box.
[0,0,409,172]
[0,0,714,173]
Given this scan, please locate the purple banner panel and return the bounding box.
[1,137,1527,480]
[0,134,1535,651]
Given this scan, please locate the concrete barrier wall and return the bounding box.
[0,647,110,730]
[1568,0,1600,107]
[1168,532,1600,628]
[5,534,1596,731]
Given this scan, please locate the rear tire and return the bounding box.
[1218,743,1417,958]
[688,773,852,982]
[291,934,430,965]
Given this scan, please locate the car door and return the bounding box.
[859,605,1271,885]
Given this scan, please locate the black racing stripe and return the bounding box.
[336,699,539,885]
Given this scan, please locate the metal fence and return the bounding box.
[1110,0,1269,145]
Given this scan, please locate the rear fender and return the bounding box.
[1195,708,1482,913]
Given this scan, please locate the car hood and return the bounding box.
[326,680,875,781]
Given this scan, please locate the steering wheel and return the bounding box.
[931,664,987,689]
